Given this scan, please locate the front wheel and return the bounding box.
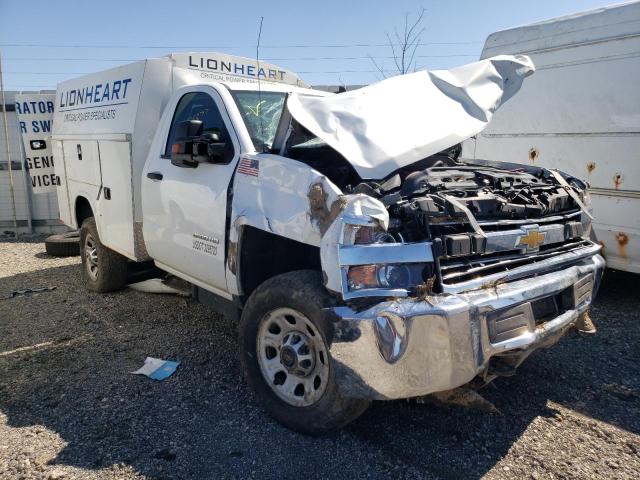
[239,270,370,435]
[80,217,128,292]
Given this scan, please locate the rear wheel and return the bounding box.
[80,217,127,292]
[239,270,370,434]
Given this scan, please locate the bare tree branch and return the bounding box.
[387,32,401,74]
[367,54,387,81]
[407,27,425,72]
[367,7,427,78]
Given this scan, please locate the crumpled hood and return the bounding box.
[287,55,535,179]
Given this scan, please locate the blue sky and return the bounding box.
[0,0,624,89]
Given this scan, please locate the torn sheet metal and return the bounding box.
[132,357,180,380]
[226,153,343,296]
[320,194,389,293]
[230,153,343,247]
[549,169,594,220]
[287,55,535,179]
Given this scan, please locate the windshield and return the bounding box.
[231,91,287,151]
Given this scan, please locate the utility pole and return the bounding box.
[0,49,18,238]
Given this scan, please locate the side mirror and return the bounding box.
[192,132,229,164]
[171,120,204,168]
[171,121,231,167]
[176,119,203,139]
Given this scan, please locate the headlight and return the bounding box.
[346,263,428,291]
[342,224,431,292]
[338,222,435,298]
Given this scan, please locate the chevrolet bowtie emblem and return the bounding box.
[517,228,546,250]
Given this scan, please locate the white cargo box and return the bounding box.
[462,2,640,273]
[52,52,306,260]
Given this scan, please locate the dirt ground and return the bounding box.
[1,237,639,479]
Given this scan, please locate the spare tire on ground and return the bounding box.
[45,231,80,257]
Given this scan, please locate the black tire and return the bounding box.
[79,217,128,292]
[44,231,80,257]
[239,270,370,435]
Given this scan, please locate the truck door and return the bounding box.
[141,87,240,295]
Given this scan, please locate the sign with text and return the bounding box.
[53,61,145,135]
[15,94,58,193]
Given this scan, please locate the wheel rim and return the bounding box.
[84,233,99,281]
[256,307,330,407]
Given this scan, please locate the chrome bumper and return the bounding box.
[326,252,605,400]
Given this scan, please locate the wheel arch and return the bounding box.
[235,225,322,301]
[74,195,94,229]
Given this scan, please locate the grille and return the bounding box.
[427,207,590,290]
[426,209,583,236]
[437,239,593,287]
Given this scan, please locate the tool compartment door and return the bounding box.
[61,140,101,230]
[63,140,101,187]
[52,139,72,226]
[97,139,135,258]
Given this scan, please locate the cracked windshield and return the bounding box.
[232,91,286,151]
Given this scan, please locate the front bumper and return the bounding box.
[326,252,605,400]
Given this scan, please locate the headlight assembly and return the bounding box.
[346,263,428,291]
[338,222,435,298]
[343,224,399,245]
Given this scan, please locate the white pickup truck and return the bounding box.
[53,52,604,433]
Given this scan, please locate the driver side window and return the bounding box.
[164,92,231,157]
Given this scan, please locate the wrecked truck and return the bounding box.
[52,52,604,434]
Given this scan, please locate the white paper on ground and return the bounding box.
[131,357,180,380]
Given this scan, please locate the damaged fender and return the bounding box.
[225,153,343,296]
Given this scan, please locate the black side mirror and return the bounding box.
[171,120,204,168]
[192,131,229,164]
[171,121,231,167]
[176,119,203,139]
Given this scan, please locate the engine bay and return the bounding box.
[284,131,586,246]
[374,164,584,243]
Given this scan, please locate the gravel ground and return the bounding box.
[1,237,639,479]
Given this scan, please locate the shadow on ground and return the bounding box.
[0,259,638,479]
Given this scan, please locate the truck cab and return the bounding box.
[140,81,328,301]
[53,52,604,434]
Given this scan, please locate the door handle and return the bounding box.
[146,171,163,181]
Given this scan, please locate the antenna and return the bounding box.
[256,16,266,152]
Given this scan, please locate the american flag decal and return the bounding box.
[237,157,259,177]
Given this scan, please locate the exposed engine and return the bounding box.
[362,164,585,243]
[350,157,590,289]
[285,130,593,292]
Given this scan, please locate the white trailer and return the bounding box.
[462,1,640,272]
